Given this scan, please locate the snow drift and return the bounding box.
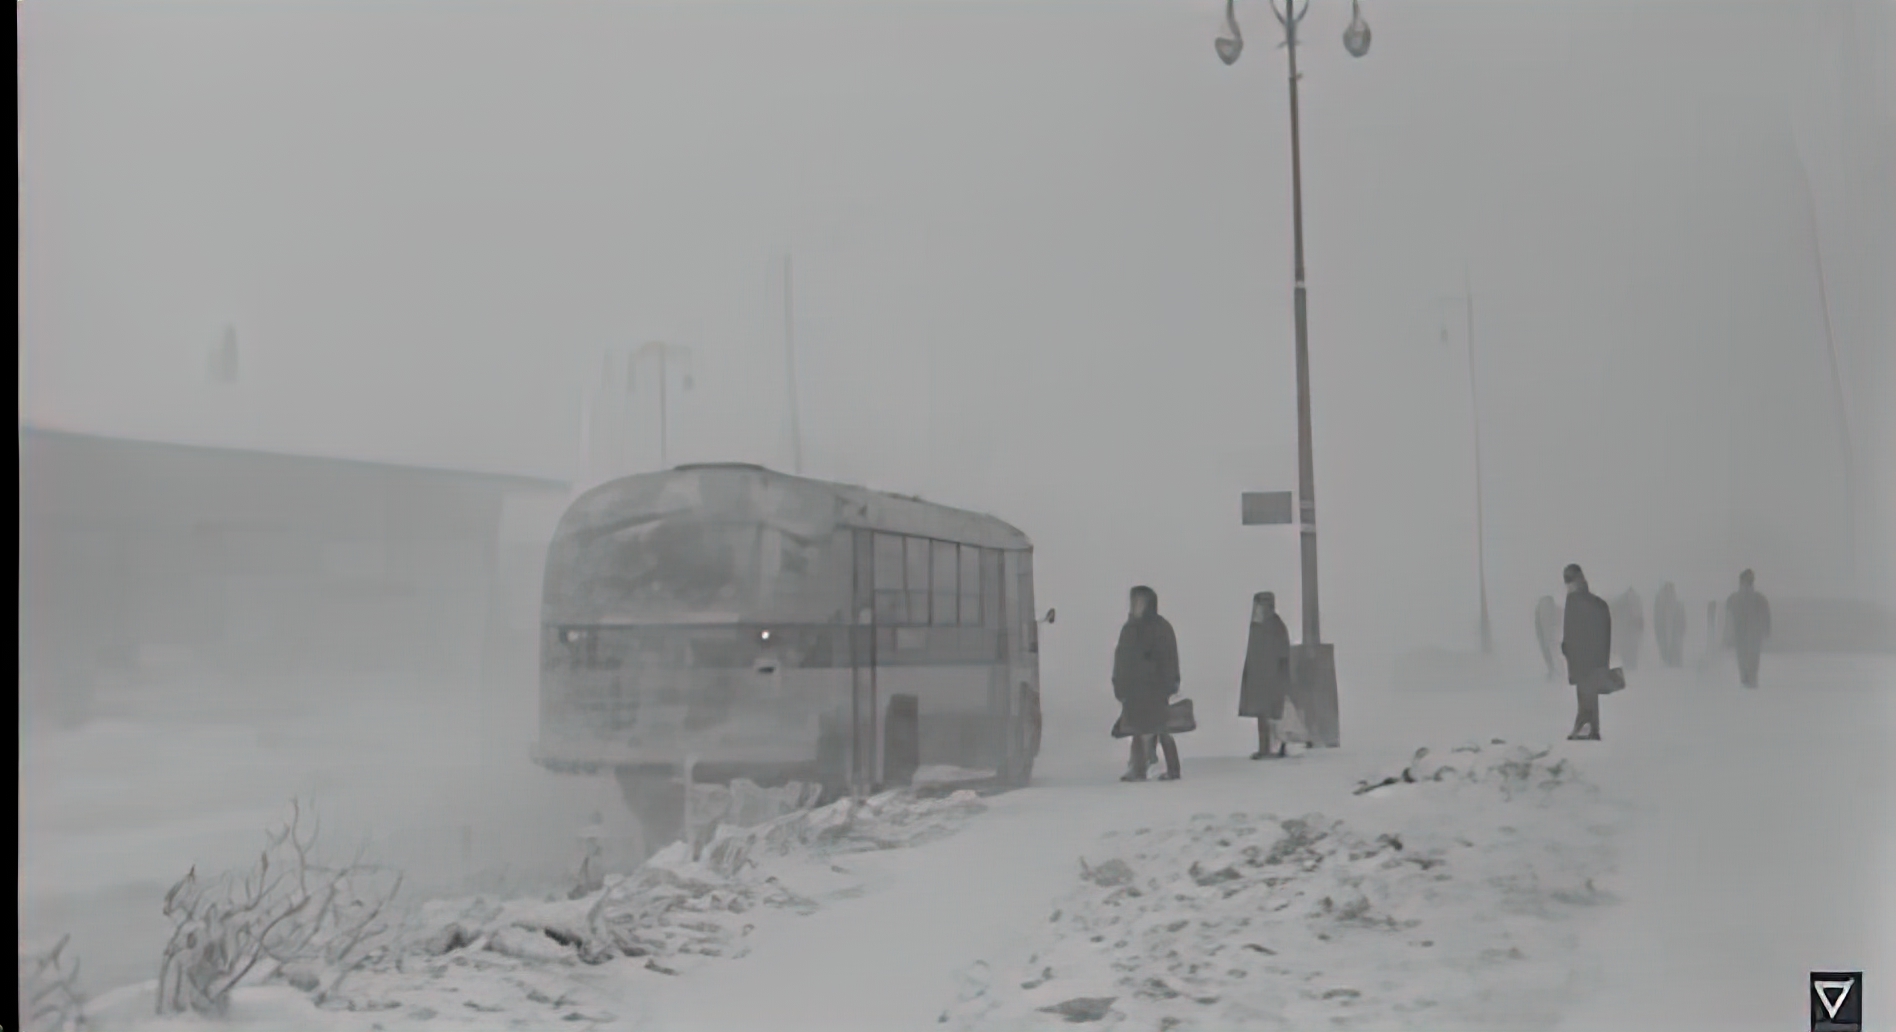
[940,741,1626,1031]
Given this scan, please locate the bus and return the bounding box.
[531,463,1046,821]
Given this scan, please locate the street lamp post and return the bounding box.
[783,254,805,476]
[629,341,695,470]
[1217,0,1367,745]
[1439,266,1493,655]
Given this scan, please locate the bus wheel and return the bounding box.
[614,767,684,856]
[1004,685,1041,788]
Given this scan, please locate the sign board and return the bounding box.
[1241,491,1295,526]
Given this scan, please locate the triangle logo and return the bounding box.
[1813,979,1854,1020]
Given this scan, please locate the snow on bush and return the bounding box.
[942,742,1624,1031]
[246,789,994,1025]
[154,800,404,1018]
[21,933,88,1031]
[1351,739,1579,799]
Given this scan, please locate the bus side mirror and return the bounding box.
[1044,608,1056,625]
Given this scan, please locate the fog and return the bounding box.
[17,0,1896,1021]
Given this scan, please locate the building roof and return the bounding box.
[19,425,572,494]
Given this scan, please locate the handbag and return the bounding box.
[1588,667,1628,695]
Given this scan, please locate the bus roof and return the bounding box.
[555,466,1033,551]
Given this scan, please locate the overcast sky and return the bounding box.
[18,0,1895,671]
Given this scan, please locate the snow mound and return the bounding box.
[941,745,1624,1031]
[1351,739,1581,801]
[912,765,1001,794]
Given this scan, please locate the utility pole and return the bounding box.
[1440,269,1493,654]
[630,341,694,471]
[784,254,805,476]
[1282,0,1324,649]
[1218,0,1369,747]
[1790,142,1857,589]
[1465,267,1493,654]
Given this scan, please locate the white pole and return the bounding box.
[682,752,697,856]
[785,254,805,475]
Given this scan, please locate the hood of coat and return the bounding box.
[1252,591,1278,623]
[1130,585,1160,619]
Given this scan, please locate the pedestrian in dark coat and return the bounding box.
[1654,582,1686,667]
[1723,569,1772,688]
[1534,595,1562,681]
[1561,564,1612,740]
[1612,588,1646,671]
[1238,592,1293,760]
[1113,585,1182,781]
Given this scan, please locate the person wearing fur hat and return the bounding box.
[1238,592,1293,759]
[1560,564,1612,741]
[1112,585,1182,781]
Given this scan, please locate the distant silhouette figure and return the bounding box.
[1723,570,1772,688]
[1612,588,1646,672]
[1534,596,1561,681]
[1653,582,1687,667]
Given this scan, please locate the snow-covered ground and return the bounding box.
[21,651,1895,1031]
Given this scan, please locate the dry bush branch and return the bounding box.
[21,933,87,1031]
[155,798,404,1017]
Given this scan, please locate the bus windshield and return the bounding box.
[547,516,849,622]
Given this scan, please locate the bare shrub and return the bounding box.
[156,799,404,1017]
[20,933,87,1031]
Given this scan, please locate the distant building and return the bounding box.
[18,427,570,700]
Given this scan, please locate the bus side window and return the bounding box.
[958,545,982,626]
[873,533,906,624]
[981,549,1002,631]
[931,540,958,627]
[853,530,875,621]
[1020,551,1037,654]
[905,537,931,626]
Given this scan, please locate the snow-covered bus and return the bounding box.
[531,463,1045,814]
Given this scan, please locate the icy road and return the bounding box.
[26,653,1895,1031]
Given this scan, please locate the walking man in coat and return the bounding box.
[1239,592,1293,760]
[1724,569,1772,688]
[1113,585,1182,781]
[1534,595,1562,681]
[1612,588,1646,672]
[1561,564,1612,741]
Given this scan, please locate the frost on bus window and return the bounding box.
[570,519,762,612]
[959,545,982,626]
[905,537,931,626]
[931,540,958,627]
[873,533,907,624]
[757,525,850,622]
